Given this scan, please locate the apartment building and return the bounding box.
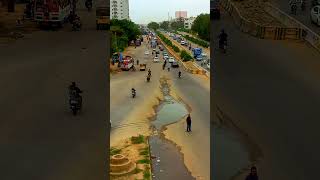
[110,0,129,20]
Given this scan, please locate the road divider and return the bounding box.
[220,0,304,40]
[156,34,208,77]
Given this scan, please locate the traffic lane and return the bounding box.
[110,45,159,125]
[269,0,320,35]
[0,28,108,179]
[213,12,320,179]
[166,67,210,179]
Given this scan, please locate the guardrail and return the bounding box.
[221,0,304,40]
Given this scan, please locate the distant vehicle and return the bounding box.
[34,0,71,27]
[181,41,185,45]
[96,7,110,30]
[201,53,207,57]
[135,39,141,46]
[192,48,203,61]
[153,56,160,62]
[207,62,210,69]
[121,56,134,70]
[311,5,320,26]
[211,0,220,20]
[140,63,146,71]
[152,48,156,52]
[163,55,169,60]
[159,45,164,51]
[163,51,168,55]
[169,57,175,63]
[171,61,179,68]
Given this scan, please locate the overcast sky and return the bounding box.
[129,0,210,24]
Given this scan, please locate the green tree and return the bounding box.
[160,21,169,30]
[191,14,210,41]
[147,22,160,31]
[170,17,184,30]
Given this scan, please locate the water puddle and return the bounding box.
[149,77,194,179]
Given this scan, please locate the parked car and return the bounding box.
[171,61,179,68]
[311,5,320,26]
[181,41,185,45]
[153,48,156,52]
[163,55,169,60]
[153,56,160,62]
[145,51,150,55]
[169,57,175,63]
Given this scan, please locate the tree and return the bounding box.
[147,22,159,31]
[170,18,184,31]
[191,14,210,41]
[160,21,169,30]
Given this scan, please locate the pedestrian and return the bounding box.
[245,166,259,180]
[186,114,192,132]
[137,59,139,65]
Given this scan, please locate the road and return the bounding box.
[0,5,108,180]
[269,0,320,35]
[110,37,210,179]
[213,11,320,179]
[163,32,210,71]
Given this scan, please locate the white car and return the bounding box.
[169,57,175,63]
[201,53,207,57]
[144,51,149,55]
[163,55,169,60]
[153,56,160,62]
[311,5,320,26]
[207,62,210,69]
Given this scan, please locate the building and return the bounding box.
[175,11,187,19]
[184,17,196,29]
[110,0,129,20]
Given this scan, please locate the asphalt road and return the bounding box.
[213,12,320,180]
[0,7,109,180]
[110,39,210,179]
[269,0,320,35]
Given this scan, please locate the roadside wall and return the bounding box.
[221,0,304,40]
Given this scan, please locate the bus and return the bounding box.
[34,0,72,26]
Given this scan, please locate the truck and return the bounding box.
[192,48,203,61]
[34,0,72,27]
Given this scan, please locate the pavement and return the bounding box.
[269,0,320,35]
[213,11,320,180]
[0,4,109,180]
[110,37,210,179]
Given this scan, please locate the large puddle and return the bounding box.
[149,77,194,179]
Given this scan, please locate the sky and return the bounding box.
[129,0,210,24]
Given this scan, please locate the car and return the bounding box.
[153,56,160,62]
[163,55,169,60]
[153,48,156,52]
[201,53,207,57]
[144,51,150,55]
[169,57,175,63]
[181,41,185,45]
[311,5,320,26]
[196,56,203,61]
[163,51,167,55]
[171,61,179,68]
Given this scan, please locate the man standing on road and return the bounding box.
[186,114,192,132]
[245,166,259,180]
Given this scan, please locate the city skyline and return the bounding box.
[129,0,210,24]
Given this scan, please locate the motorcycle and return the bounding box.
[178,72,181,78]
[85,1,92,11]
[301,1,306,11]
[291,4,297,15]
[70,97,81,115]
[147,75,150,82]
[219,40,227,53]
[132,91,136,98]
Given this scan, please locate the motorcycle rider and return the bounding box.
[69,82,82,107]
[131,88,136,97]
[148,69,151,76]
[218,29,228,49]
[178,71,181,78]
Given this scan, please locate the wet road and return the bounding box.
[0,5,108,180]
[213,11,320,179]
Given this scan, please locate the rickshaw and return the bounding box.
[96,7,110,30]
[140,63,146,71]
